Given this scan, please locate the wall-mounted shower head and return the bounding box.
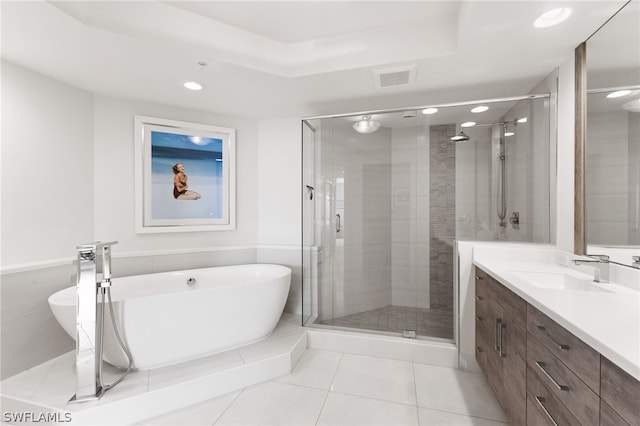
[451,131,470,142]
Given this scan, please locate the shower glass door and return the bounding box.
[302,95,552,341]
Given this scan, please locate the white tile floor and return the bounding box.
[140,349,508,426]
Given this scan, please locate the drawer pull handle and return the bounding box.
[476,295,484,301]
[498,322,506,358]
[535,396,559,426]
[475,275,482,280]
[536,325,570,350]
[535,361,569,391]
[476,315,483,322]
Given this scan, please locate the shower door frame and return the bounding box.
[301,93,553,347]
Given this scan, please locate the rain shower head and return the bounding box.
[451,131,470,142]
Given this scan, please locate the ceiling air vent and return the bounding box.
[373,65,416,89]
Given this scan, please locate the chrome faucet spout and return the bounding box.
[573,255,610,283]
[71,240,118,403]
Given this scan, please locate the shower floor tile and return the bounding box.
[317,305,453,339]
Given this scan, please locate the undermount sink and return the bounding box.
[511,271,611,292]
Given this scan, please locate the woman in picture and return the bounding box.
[172,163,201,200]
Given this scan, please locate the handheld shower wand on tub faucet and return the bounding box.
[70,241,132,403]
[573,254,610,283]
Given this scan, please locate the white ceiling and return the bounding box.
[0,0,629,119]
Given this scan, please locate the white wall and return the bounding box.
[1,60,94,378]
[256,118,301,246]
[1,60,94,266]
[93,96,259,254]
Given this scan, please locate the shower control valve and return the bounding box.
[509,212,520,229]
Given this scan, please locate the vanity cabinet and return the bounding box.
[475,266,640,426]
[600,356,640,425]
[475,269,527,426]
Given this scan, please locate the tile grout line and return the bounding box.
[313,351,345,425]
[29,355,65,400]
[211,388,243,426]
[412,361,420,425]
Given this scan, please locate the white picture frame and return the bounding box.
[134,115,236,233]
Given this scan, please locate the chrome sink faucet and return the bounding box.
[573,255,610,283]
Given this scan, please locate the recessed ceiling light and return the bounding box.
[471,106,489,113]
[505,132,515,137]
[517,117,528,123]
[461,121,476,128]
[607,90,632,99]
[422,108,438,115]
[184,81,203,91]
[534,8,572,28]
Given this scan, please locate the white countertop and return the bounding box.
[473,258,640,382]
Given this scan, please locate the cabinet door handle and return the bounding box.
[476,315,483,322]
[495,319,502,352]
[499,322,506,358]
[475,275,482,280]
[535,361,569,391]
[536,325,570,350]
[476,295,484,301]
[535,396,559,426]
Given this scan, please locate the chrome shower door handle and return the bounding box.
[336,214,341,233]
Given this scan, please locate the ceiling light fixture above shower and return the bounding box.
[451,131,470,142]
[622,98,640,113]
[353,115,381,134]
[422,108,438,115]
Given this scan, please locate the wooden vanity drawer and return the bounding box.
[527,304,600,392]
[527,333,599,426]
[475,267,526,325]
[527,364,581,426]
[492,281,526,326]
[601,357,640,425]
[475,268,493,302]
[600,399,629,426]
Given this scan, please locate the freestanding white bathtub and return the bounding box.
[48,264,291,370]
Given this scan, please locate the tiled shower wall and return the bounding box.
[391,126,429,308]
[586,109,639,245]
[429,124,456,311]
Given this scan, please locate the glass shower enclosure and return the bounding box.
[302,95,552,342]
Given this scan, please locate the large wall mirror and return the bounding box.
[577,0,640,266]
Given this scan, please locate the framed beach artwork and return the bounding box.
[134,115,236,233]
